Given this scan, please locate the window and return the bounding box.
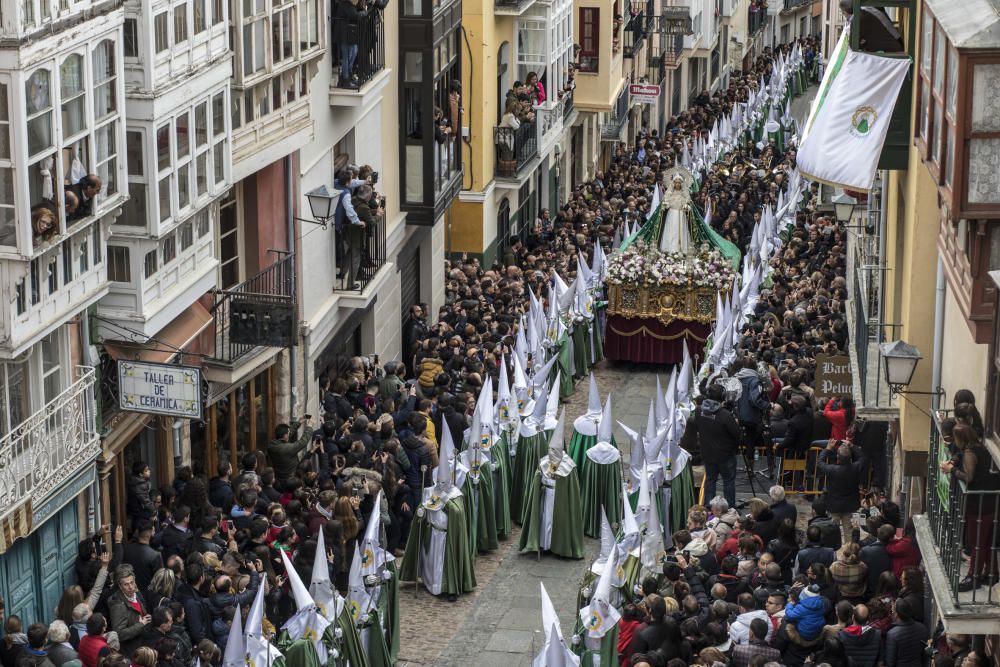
[177,164,190,209]
[579,8,599,73]
[155,12,169,53]
[41,332,61,405]
[0,362,30,436]
[29,259,39,304]
[917,10,958,191]
[219,191,239,288]
[96,121,118,197]
[144,249,158,278]
[60,55,86,137]
[127,131,144,176]
[93,41,117,121]
[213,142,225,184]
[194,0,206,33]
[213,0,224,24]
[299,0,318,50]
[25,69,53,156]
[212,94,225,137]
[0,84,14,249]
[124,19,139,57]
[242,15,266,75]
[180,221,194,250]
[78,234,89,273]
[107,246,130,282]
[14,280,25,315]
[92,224,101,264]
[159,176,171,222]
[121,182,147,226]
[157,124,171,171]
[162,235,176,264]
[174,3,189,44]
[273,7,293,62]
[196,209,210,237]
[195,102,209,148]
[62,240,73,282]
[47,255,57,294]
[176,112,189,159]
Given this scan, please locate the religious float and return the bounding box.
[603,166,740,365]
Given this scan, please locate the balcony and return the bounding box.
[623,10,650,58]
[748,4,767,36]
[335,213,388,293]
[600,85,630,141]
[913,414,1000,634]
[494,0,536,16]
[0,367,100,522]
[494,122,539,181]
[205,253,295,379]
[330,10,389,107]
[562,91,575,123]
[782,0,812,10]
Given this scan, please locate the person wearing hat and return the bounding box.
[580,394,622,538]
[783,583,829,644]
[519,409,585,559]
[399,426,475,601]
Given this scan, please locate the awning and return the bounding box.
[102,301,212,364]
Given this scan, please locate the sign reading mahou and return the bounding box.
[814,354,853,401]
[118,361,203,419]
[630,84,661,105]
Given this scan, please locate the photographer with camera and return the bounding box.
[265,415,317,486]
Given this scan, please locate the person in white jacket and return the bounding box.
[729,592,773,645]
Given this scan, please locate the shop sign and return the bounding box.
[630,83,661,104]
[814,354,853,401]
[118,360,202,419]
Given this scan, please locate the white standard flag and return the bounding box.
[796,26,910,191]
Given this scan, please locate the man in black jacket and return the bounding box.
[817,442,867,547]
[432,392,466,453]
[685,384,741,507]
[175,563,212,644]
[807,499,843,550]
[776,395,815,488]
[627,597,677,655]
[207,565,261,620]
[207,463,235,515]
[837,604,881,667]
[859,523,895,596]
[794,525,836,576]
[157,506,193,559]
[122,522,163,593]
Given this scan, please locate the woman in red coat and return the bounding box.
[822,396,855,442]
[886,518,922,578]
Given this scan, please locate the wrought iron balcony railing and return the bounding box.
[332,8,386,88]
[336,212,387,292]
[748,5,767,36]
[600,85,630,140]
[494,121,538,179]
[0,366,100,521]
[208,253,295,365]
[924,413,1000,607]
[783,0,812,10]
[623,10,649,58]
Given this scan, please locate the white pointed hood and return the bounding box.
[654,376,668,426]
[360,490,389,575]
[543,373,561,431]
[580,541,621,639]
[279,550,332,647]
[620,420,643,491]
[573,373,602,436]
[345,545,371,624]
[597,394,614,445]
[309,528,341,623]
[513,353,532,416]
[221,604,245,667]
[520,378,549,437]
[547,408,567,464]
[279,549,315,612]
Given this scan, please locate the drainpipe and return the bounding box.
[877,170,888,336]
[285,156,299,417]
[931,255,945,412]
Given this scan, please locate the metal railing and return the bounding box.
[538,96,569,142]
[332,8,386,88]
[0,367,99,521]
[623,10,649,58]
[337,212,387,292]
[783,0,813,9]
[208,253,295,364]
[601,85,630,140]
[748,5,767,35]
[562,91,575,122]
[494,0,533,11]
[494,121,538,178]
[926,414,1000,606]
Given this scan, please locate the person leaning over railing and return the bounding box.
[939,422,1000,592]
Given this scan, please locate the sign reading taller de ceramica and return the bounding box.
[118,360,203,419]
[814,354,853,401]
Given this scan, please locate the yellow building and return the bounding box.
[840,0,1000,637]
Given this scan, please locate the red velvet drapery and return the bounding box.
[603,315,710,365]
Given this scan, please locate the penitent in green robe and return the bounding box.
[519,457,585,559]
[489,434,513,540]
[557,334,576,399]
[399,496,477,596]
[572,324,590,379]
[669,464,696,539]
[571,620,619,667]
[364,560,400,667]
[580,446,622,539]
[512,430,547,524]
[461,466,499,554]
[568,430,598,471]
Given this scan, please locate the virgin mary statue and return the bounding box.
[658,167,695,255]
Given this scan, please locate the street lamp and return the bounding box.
[832,192,858,224]
[879,339,944,399]
[299,185,341,230]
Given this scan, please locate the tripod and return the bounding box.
[738,421,773,498]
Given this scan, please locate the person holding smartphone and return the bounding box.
[266,415,315,485]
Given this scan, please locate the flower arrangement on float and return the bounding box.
[606,242,735,289]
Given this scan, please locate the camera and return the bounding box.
[370,171,379,184]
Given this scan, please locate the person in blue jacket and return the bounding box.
[784,583,829,642]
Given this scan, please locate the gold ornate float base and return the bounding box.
[606,283,726,326]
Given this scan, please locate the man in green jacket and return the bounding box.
[267,417,316,484]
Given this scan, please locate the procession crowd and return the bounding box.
[0,34,987,667]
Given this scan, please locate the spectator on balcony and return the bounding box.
[31,205,57,243]
[497,101,521,165]
[525,71,546,105]
[449,81,462,143]
[346,184,376,289]
[333,0,367,88]
[69,174,101,220]
[941,422,1000,591]
[64,190,79,221]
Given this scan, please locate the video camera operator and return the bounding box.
[682,383,741,507]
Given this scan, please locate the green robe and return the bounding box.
[669,465,696,541]
[568,431,597,470]
[572,324,590,378]
[519,460,585,559]
[591,316,605,365]
[557,334,576,399]
[491,433,513,539]
[580,454,623,539]
[512,431,547,524]
[363,560,400,667]
[571,621,620,667]
[461,467,499,554]
[399,496,477,596]
[334,604,370,667]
